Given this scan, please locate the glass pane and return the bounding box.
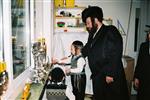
[0,0,3,61]
[11,0,29,78]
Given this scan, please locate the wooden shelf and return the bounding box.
[55,16,81,19]
[54,6,86,33]
[55,6,85,9]
[55,27,86,33]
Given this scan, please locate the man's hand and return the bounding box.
[134,78,139,90]
[106,76,114,84]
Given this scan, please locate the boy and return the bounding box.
[52,40,86,100]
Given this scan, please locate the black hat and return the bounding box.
[146,25,150,28]
[82,6,103,23]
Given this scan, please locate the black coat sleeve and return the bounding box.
[103,25,123,77]
[82,43,89,57]
[81,34,93,57]
[134,43,144,79]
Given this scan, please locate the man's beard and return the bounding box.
[86,24,98,35]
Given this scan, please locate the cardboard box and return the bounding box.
[65,0,75,8]
[123,56,134,95]
[54,0,64,7]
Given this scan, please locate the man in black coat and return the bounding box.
[133,30,150,100]
[81,6,129,100]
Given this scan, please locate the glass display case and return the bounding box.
[11,0,31,78]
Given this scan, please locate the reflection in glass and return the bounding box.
[0,0,3,61]
[11,0,30,78]
[0,0,9,97]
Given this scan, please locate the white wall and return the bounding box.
[34,0,53,61]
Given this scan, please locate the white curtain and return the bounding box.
[53,32,89,57]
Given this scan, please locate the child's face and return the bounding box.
[71,45,75,55]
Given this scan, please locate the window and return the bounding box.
[0,0,3,61]
[11,0,31,78]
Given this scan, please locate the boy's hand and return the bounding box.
[65,67,71,75]
[51,57,58,64]
[61,57,68,60]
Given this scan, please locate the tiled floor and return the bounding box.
[42,92,137,100]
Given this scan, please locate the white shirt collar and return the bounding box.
[93,26,101,39]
